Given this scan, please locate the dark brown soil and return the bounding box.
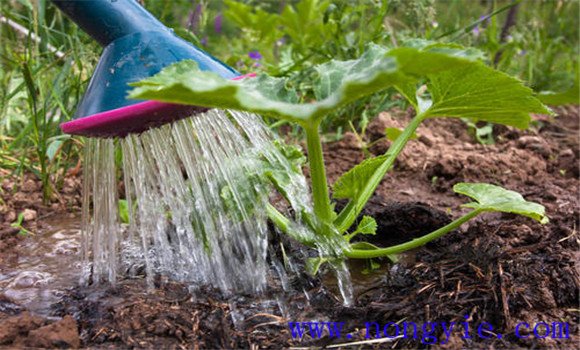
[0,105,578,349]
[343,198,452,247]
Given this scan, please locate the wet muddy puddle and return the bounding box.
[0,215,405,321]
[0,216,83,317]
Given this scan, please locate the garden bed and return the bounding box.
[0,106,578,349]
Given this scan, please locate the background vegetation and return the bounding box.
[0,0,578,201]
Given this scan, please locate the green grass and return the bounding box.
[0,0,98,201]
[431,0,579,92]
[0,0,577,202]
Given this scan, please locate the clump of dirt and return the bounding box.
[0,227,22,271]
[355,197,452,246]
[0,312,79,348]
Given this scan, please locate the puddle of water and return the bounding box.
[0,212,409,323]
[322,253,417,301]
[0,216,83,317]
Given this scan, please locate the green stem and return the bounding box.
[305,121,333,222]
[269,119,289,129]
[334,112,427,233]
[364,136,385,150]
[345,209,482,259]
[343,231,360,242]
[266,203,315,247]
[266,203,290,234]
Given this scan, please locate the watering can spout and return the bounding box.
[52,0,239,137]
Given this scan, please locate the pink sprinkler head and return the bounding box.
[60,73,256,138]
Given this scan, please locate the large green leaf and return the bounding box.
[387,42,551,128]
[130,42,549,129]
[130,45,399,125]
[425,64,550,128]
[453,183,548,224]
[330,43,549,233]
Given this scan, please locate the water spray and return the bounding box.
[52,0,310,294]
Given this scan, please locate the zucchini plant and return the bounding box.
[130,40,549,273]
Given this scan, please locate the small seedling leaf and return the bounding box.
[453,183,548,224]
[361,259,382,275]
[356,216,377,235]
[272,140,306,171]
[332,155,386,199]
[10,212,25,227]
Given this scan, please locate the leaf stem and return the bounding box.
[305,121,333,223]
[345,209,482,259]
[334,112,428,233]
[266,203,316,247]
[343,231,358,242]
[266,203,290,234]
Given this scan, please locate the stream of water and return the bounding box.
[82,110,354,303]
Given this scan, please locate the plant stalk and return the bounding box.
[305,121,333,223]
[345,209,482,259]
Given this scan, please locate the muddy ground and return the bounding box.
[0,105,578,349]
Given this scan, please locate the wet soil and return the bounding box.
[0,105,578,349]
[0,217,81,315]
